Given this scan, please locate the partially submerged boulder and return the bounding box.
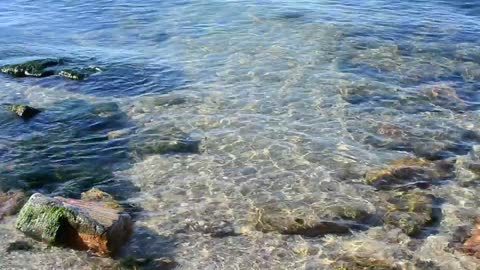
[254,200,374,237]
[363,157,454,190]
[9,104,41,120]
[16,193,132,256]
[0,190,26,220]
[58,67,100,80]
[0,58,62,77]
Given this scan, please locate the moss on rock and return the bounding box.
[381,190,434,236]
[9,104,41,120]
[1,59,62,78]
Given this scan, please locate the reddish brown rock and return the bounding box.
[462,217,480,258]
[0,190,26,220]
[16,193,132,256]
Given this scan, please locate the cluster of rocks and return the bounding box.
[0,58,100,80]
[0,58,203,264]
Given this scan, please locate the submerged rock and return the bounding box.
[16,193,132,256]
[363,157,454,190]
[0,58,62,77]
[254,200,374,237]
[9,104,41,120]
[421,82,467,111]
[0,190,26,220]
[58,69,89,80]
[461,217,480,258]
[333,256,400,270]
[0,99,129,195]
[132,127,202,157]
[380,190,435,236]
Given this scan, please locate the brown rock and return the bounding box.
[462,217,480,258]
[363,157,454,190]
[0,190,26,220]
[16,193,132,256]
[81,188,123,210]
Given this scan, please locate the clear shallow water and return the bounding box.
[1,0,480,269]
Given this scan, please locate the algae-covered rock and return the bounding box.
[363,157,454,190]
[9,104,41,120]
[16,193,132,256]
[254,200,374,237]
[381,190,434,236]
[58,69,89,80]
[0,58,62,77]
[58,67,101,80]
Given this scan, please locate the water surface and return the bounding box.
[1,0,480,269]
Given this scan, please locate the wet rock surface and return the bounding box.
[8,104,41,120]
[16,193,132,256]
[0,58,101,81]
[0,58,62,78]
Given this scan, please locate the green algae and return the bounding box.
[1,59,62,78]
[16,198,75,244]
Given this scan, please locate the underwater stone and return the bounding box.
[132,127,202,157]
[381,190,434,236]
[0,59,61,78]
[333,256,400,270]
[254,200,373,237]
[461,217,480,258]
[0,190,26,220]
[9,104,41,120]
[16,193,132,256]
[363,157,454,190]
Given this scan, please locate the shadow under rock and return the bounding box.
[118,225,178,270]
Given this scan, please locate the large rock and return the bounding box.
[16,193,132,256]
[1,58,62,77]
[254,199,374,237]
[363,157,454,190]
